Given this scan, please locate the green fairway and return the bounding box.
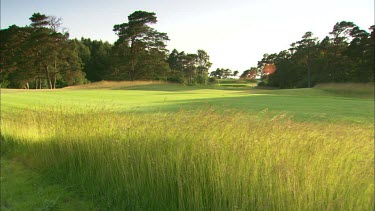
[1,83,373,123]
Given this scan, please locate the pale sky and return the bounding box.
[1,0,373,73]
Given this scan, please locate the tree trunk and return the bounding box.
[307,62,311,88]
[53,74,57,89]
[53,59,57,89]
[129,38,137,81]
[46,66,53,89]
[306,45,311,88]
[189,71,193,85]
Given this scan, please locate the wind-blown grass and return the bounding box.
[2,108,373,210]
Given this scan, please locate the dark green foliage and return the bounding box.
[196,50,212,84]
[79,38,112,81]
[1,13,86,89]
[208,77,218,84]
[0,25,29,88]
[210,68,232,79]
[111,11,170,81]
[259,21,374,88]
[166,49,212,85]
[29,13,49,28]
[240,67,258,80]
[1,11,177,87]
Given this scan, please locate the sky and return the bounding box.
[1,0,374,73]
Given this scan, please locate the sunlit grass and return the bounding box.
[1,83,374,209]
[2,108,374,210]
[1,83,373,124]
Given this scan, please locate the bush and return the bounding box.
[208,77,218,84]
[0,80,10,88]
[195,75,208,85]
[257,81,267,86]
[167,74,186,84]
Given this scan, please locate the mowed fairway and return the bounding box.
[1,82,374,123]
[1,82,374,210]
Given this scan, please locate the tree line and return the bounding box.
[0,13,86,89]
[241,21,374,88]
[0,11,213,88]
[1,11,373,89]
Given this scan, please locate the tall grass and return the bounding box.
[2,108,374,210]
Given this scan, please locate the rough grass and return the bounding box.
[1,82,374,209]
[1,108,374,210]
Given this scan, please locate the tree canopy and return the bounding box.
[1,13,86,88]
[111,11,170,81]
[244,21,374,88]
[1,12,372,89]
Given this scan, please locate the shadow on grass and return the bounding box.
[130,94,374,124]
[111,83,255,92]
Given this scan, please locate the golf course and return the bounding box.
[1,82,374,210]
[1,0,374,209]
